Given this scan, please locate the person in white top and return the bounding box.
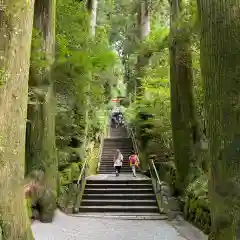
[113,149,123,176]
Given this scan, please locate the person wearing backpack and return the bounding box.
[129,151,139,177]
[113,149,123,176]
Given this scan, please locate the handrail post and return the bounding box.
[96,133,104,172]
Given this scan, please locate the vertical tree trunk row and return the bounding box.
[136,0,150,96]
[83,0,98,147]
[26,0,57,221]
[169,0,199,193]
[197,1,240,239]
[0,1,35,239]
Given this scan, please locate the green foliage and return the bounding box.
[55,0,118,108]
[59,162,82,186]
[184,174,210,234]
[139,27,169,56]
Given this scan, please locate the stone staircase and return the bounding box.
[77,125,165,218]
[98,138,134,174]
[109,125,128,138]
[79,178,159,214]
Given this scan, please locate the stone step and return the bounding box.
[101,158,131,161]
[98,170,134,172]
[100,162,131,164]
[100,160,131,162]
[98,167,138,170]
[99,165,132,167]
[98,166,132,169]
[98,170,137,173]
[85,183,152,189]
[104,138,132,142]
[103,142,132,144]
[83,193,156,200]
[99,165,131,168]
[98,171,136,174]
[81,199,157,206]
[97,171,137,174]
[84,188,153,194]
[100,161,130,164]
[101,157,131,159]
[101,156,132,159]
[101,151,133,153]
[98,166,133,168]
[98,168,137,170]
[102,147,132,150]
[72,213,167,220]
[98,168,132,170]
[79,205,159,213]
[86,179,152,184]
[103,144,133,147]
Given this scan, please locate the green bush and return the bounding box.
[183,174,210,234]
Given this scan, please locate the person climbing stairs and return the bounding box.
[77,122,164,218]
[98,138,134,174]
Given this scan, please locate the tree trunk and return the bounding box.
[84,0,98,143]
[169,0,199,194]
[87,0,98,36]
[135,0,150,96]
[197,1,240,239]
[0,1,35,239]
[26,0,57,221]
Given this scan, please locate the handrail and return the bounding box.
[77,146,88,185]
[125,120,162,187]
[151,159,162,187]
[77,122,89,185]
[97,133,104,172]
[127,126,140,157]
[125,121,163,212]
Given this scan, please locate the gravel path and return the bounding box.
[32,210,187,240]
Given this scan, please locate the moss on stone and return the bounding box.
[59,162,81,185]
[57,185,69,210]
[59,168,71,185]
[71,162,81,181]
[38,188,56,223]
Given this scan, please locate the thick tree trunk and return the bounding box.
[136,0,150,95]
[0,1,35,239]
[87,0,98,36]
[169,0,199,193]
[84,0,98,143]
[26,0,57,221]
[197,1,240,239]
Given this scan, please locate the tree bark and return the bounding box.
[87,0,98,36]
[0,1,35,239]
[169,0,199,193]
[26,0,57,220]
[197,1,240,239]
[136,0,150,96]
[84,0,98,143]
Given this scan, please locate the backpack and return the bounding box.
[129,155,137,164]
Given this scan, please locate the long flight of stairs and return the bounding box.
[77,124,165,219]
